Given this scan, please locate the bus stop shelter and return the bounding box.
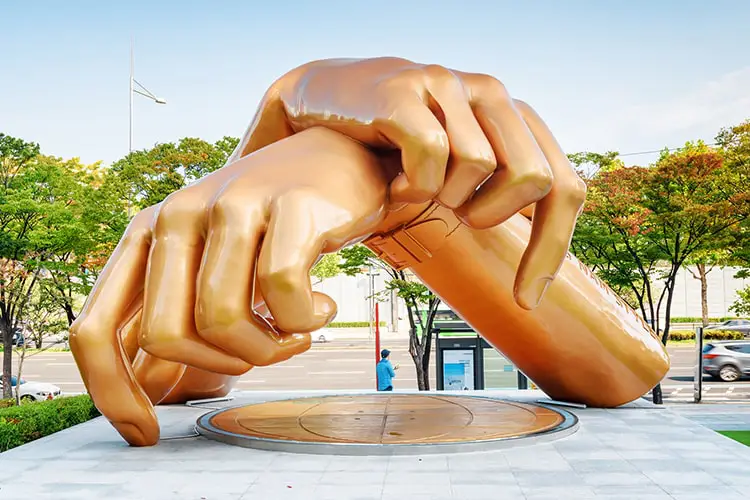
[433,323,531,391]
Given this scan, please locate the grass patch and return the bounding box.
[718,431,750,447]
[0,395,99,452]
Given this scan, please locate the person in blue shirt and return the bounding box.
[376,349,398,391]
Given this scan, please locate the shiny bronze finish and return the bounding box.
[70,58,670,448]
[205,394,566,444]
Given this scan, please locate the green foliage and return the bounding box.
[671,316,740,323]
[110,136,239,209]
[571,138,750,346]
[667,330,744,341]
[310,253,341,283]
[327,321,386,328]
[730,287,750,317]
[0,395,100,452]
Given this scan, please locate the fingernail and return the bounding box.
[515,278,552,310]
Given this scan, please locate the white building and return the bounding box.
[313,265,749,329]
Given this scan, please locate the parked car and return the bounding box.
[704,319,750,335]
[312,328,335,343]
[0,376,62,402]
[702,341,750,382]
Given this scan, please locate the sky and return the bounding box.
[2,0,750,168]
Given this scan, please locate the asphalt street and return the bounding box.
[8,340,750,403]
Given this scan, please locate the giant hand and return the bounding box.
[232,58,587,309]
[70,128,397,446]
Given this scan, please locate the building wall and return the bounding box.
[314,265,750,328]
[659,266,748,319]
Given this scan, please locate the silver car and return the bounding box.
[702,341,750,382]
[704,319,750,336]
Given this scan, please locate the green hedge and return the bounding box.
[0,395,100,452]
[668,329,744,341]
[327,321,386,328]
[671,317,739,323]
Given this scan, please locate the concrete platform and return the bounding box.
[1,390,750,499]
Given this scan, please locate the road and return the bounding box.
[8,340,750,403]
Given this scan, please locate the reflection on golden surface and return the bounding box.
[209,395,565,444]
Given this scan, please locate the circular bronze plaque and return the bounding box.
[196,394,577,454]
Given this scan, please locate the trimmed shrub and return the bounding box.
[0,394,100,452]
[327,321,386,328]
[668,329,744,341]
[671,317,740,323]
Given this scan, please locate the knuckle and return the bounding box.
[518,168,554,198]
[258,261,304,292]
[68,316,101,344]
[156,191,205,231]
[422,64,454,82]
[474,74,510,102]
[564,178,588,206]
[251,349,277,367]
[195,300,245,332]
[210,191,245,222]
[138,318,179,349]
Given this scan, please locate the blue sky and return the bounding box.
[2,1,749,167]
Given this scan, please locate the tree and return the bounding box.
[110,136,239,210]
[730,287,750,317]
[338,245,440,390]
[686,247,734,327]
[1,134,43,398]
[310,253,341,285]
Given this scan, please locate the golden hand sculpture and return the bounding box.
[71,128,397,446]
[233,57,587,310]
[70,58,670,448]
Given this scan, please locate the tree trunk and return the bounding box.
[15,347,27,405]
[1,321,12,399]
[64,302,76,326]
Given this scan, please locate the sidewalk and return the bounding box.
[1,390,750,499]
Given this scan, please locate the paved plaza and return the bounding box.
[1,390,750,499]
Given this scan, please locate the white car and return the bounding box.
[0,376,62,402]
[312,328,336,343]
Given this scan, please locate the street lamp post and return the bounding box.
[129,39,166,152]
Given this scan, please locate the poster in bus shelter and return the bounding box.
[443,349,475,390]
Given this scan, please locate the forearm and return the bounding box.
[364,203,669,407]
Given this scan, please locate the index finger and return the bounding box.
[69,206,160,446]
[512,100,587,310]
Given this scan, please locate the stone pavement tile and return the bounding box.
[666,484,750,500]
[644,470,724,492]
[520,485,597,499]
[590,485,673,499]
[503,449,573,472]
[240,484,317,500]
[381,481,453,499]
[269,453,332,472]
[448,470,516,485]
[627,458,705,473]
[384,471,451,487]
[616,449,686,461]
[176,471,260,497]
[387,454,449,472]
[557,448,623,460]
[0,458,41,482]
[326,456,389,472]
[711,471,750,487]
[448,452,509,471]
[579,471,656,486]
[313,484,383,500]
[319,470,387,485]
[251,470,324,488]
[451,483,526,499]
[568,458,639,473]
[512,470,587,488]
